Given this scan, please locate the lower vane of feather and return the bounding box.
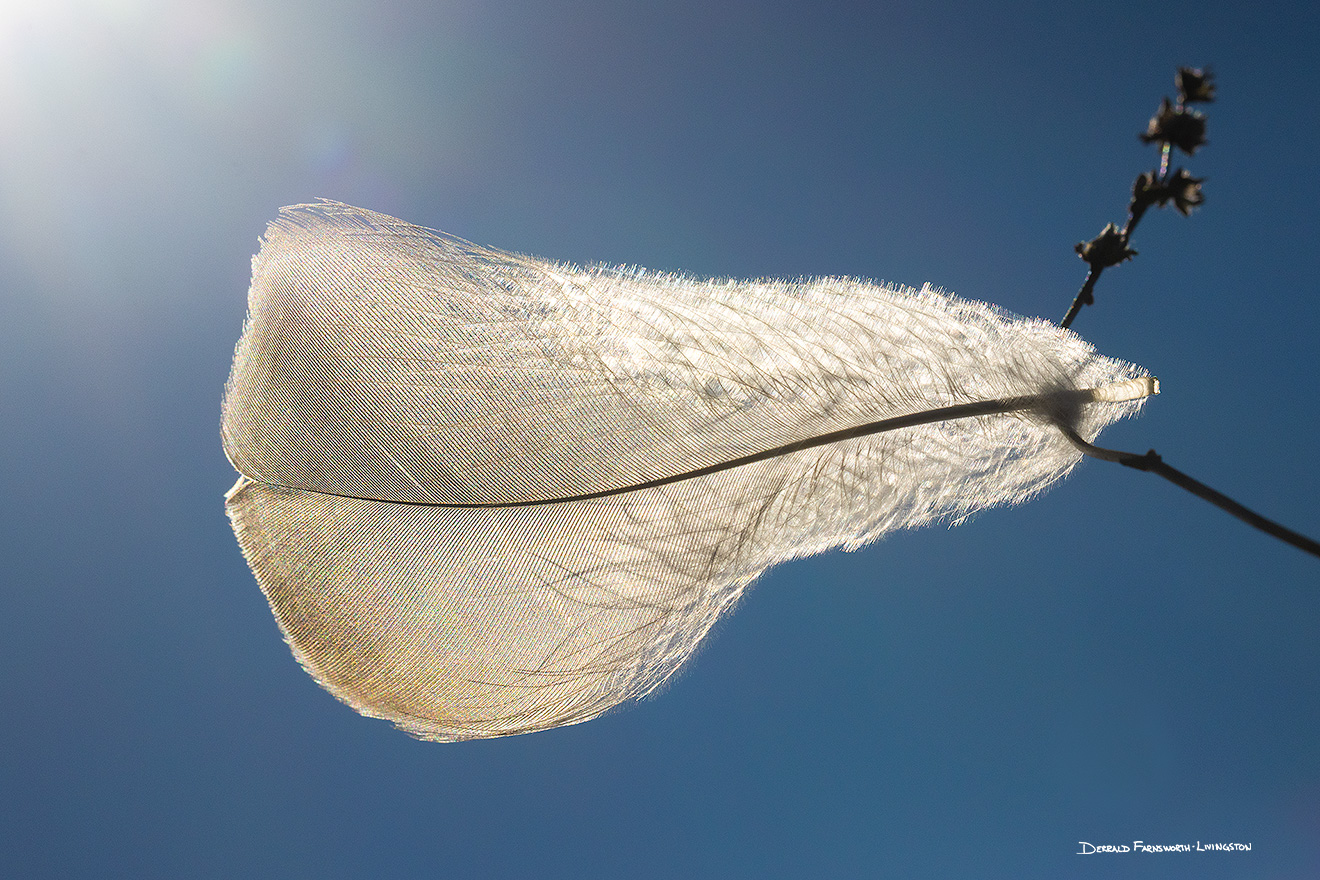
[222,202,1155,740]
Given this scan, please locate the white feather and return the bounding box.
[223,201,1153,740]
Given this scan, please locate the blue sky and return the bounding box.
[2,1,1317,877]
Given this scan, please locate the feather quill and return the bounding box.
[223,201,1154,741]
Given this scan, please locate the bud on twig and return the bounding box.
[1176,66,1216,104]
[1075,223,1137,269]
[1140,96,1208,155]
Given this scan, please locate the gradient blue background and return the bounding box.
[2,1,1317,877]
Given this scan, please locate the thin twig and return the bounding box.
[1061,76,1205,329]
[1059,427,1320,559]
[1060,266,1103,329]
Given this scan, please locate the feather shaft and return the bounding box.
[242,378,1157,509]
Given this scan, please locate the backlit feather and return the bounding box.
[223,201,1153,740]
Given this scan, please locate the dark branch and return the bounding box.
[1060,428,1320,559]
